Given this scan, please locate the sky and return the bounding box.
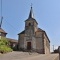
[0,0,60,52]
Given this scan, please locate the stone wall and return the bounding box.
[44,34,50,54]
[18,34,25,50]
[35,32,44,53]
[32,37,36,50]
[24,36,36,51]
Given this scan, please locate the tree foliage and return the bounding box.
[0,37,8,45]
[0,37,13,53]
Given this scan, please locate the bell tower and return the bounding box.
[25,6,38,36]
[23,6,38,50]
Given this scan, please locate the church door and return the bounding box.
[27,42,31,50]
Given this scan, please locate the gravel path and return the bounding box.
[0,51,59,60]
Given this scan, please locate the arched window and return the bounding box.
[29,23,31,26]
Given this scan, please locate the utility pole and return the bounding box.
[53,45,54,52]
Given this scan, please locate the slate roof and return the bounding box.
[0,28,7,34]
[36,28,44,32]
[18,30,25,35]
[7,38,18,43]
[28,6,34,19]
[36,28,50,43]
[25,18,38,24]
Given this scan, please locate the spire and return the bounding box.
[28,4,34,19]
[0,0,3,28]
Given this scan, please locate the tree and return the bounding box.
[0,37,13,53]
[0,37,8,45]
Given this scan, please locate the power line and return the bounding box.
[53,45,54,52]
[0,0,18,32]
[5,19,19,32]
[0,0,23,33]
[0,0,2,17]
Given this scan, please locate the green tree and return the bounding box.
[0,37,13,53]
[0,37,9,45]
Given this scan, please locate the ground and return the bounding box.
[0,51,59,60]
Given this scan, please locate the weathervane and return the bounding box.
[31,3,33,8]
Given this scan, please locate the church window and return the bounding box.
[29,23,31,26]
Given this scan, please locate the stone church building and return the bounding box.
[18,6,50,54]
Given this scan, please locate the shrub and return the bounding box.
[0,45,13,53]
[0,37,13,53]
[0,37,9,45]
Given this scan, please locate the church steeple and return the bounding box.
[0,0,3,28]
[28,4,34,19]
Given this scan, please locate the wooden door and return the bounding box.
[27,42,31,50]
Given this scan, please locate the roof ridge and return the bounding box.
[0,28,7,33]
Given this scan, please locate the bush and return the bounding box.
[0,45,12,53]
[0,37,9,45]
[0,37,13,54]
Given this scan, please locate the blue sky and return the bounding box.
[0,0,60,51]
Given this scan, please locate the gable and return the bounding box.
[18,30,25,35]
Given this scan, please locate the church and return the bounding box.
[18,6,50,54]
